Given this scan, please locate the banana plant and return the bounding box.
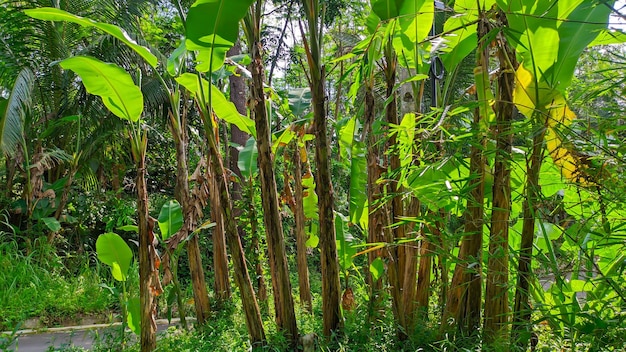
[96,232,139,345]
[25,7,161,350]
[181,0,266,344]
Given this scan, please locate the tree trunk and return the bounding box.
[199,105,266,346]
[511,127,545,350]
[364,85,384,298]
[247,183,268,305]
[187,235,210,322]
[402,198,421,328]
[442,14,490,334]
[313,72,342,336]
[483,14,517,343]
[302,0,342,336]
[210,163,231,301]
[293,142,313,312]
[170,100,211,325]
[222,41,248,303]
[249,32,299,344]
[137,154,156,351]
[383,41,409,337]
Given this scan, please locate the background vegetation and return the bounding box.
[2,0,626,351]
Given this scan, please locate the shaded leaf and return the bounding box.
[238,136,258,179]
[158,200,183,241]
[0,69,33,155]
[41,217,61,232]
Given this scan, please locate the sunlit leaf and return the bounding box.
[588,28,626,46]
[501,0,613,94]
[24,8,158,68]
[175,73,256,136]
[272,128,295,155]
[127,297,141,335]
[96,232,133,282]
[306,233,319,248]
[117,225,139,233]
[369,257,385,281]
[60,56,143,122]
[186,0,254,72]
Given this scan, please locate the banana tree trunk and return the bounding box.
[247,183,268,305]
[302,0,342,335]
[173,112,211,324]
[443,14,490,334]
[223,41,249,303]
[293,142,313,312]
[199,106,266,345]
[137,153,157,351]
[365,85,384,298]
[383,40,410,337]
[209,163,231,302]
[483,14,517,342]
[512,118,547,350]
[249,33,299,344]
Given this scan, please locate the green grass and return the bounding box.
[0,237,114,331]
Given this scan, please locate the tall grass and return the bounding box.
[0,226,114,331]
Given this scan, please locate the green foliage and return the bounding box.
[96,233,133,282]
[237,136,258,179]
[23,8,158,68]
[186,0,254,72]
[175,73,256,136]
[0,68,33,155]
[157,200,183,241]
[500,0,614,96]
[0,236,113,331]
[335,212,356,271]
[58,57,144,122]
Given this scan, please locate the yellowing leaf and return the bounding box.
[513,65,559,119]
[545,96,587,185]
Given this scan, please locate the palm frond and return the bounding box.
[0,69,34,155]
[30,147,72,171]
[74,165,99,192]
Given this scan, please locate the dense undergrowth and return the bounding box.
[0,236,114,331]
[0,232,582,352]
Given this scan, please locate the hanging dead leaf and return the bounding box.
[342,287,356,311]
[299,146,307,163]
